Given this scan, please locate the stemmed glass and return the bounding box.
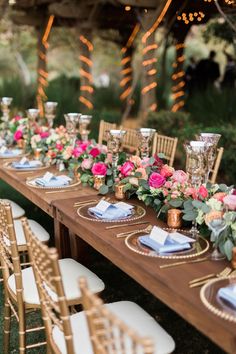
[79,115,92,142]
[106,129,126,178]
[205,210,227,261]
[64,113,81,147]
[27,108,40,131]
[136,128,156,159]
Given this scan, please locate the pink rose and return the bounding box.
[89,147,101,158]
[76,141,89,151]
[91,162,107,176]
[13,130,23,141]
[120,161,134,177]
[72,147,83,158]
[153,154,164,169]
[160,164,174,178]
[213,192,227,202]
[164,181,173,189]
[185,187,198,199]
[55,143,63,151]
[81,158,93,170]
[148,172,166,188]
[172,170,188,184]
[223,195,236,211]
[13,115,21,121]
[171,191,181,199]
[198,185,208,199]
[40,131,50,139]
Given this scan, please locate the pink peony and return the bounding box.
[223,195,236,211]
[148,172,166,188]
[13,130,23,141]
[81,158,93,170]
[89,147,101,158]
[91,162,107,176]
[213,192,227,202]
[172,170,188,184]
[198,185,208,199]
[160,164,174,178]
[72,147,83,158]
[119,161,134,177]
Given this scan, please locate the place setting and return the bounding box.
[76,198,146,223]
[0,145,27,159]
[4,156,48,171]
[26,171,81,190]
[124,225,210,260]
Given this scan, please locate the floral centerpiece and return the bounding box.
[8,115,28,146]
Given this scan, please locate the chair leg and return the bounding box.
[18,309,26,354]
[3,299,11,354]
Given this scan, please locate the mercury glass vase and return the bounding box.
[106,129,126,177]
[137,128,156,159]
[79,115,92,142]
[44,101,58,129]
[198,133,221,183]
[1,97,13,122]
[64,113,81,147]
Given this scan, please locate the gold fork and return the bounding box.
[116,224,152,238]
[189,267,232,288]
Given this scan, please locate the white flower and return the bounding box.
[206,197,222,211]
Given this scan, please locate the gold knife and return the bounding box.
[159,257,209,269]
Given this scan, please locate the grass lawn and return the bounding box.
[0,181,226,354]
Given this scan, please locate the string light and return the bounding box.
[177,11,205,24]
[125,5,131,11]
[120,24,140,102]
[37,15,54,118]
[79,34,94,110]
[171,42,185,112]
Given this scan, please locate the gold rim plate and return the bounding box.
[4,161,49,171]
[125,229,209,259]
[77,202,146,223]
[200,277,236,323]
[26,175,81,189]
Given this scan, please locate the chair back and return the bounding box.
[22,218,75,354]
[80,278,154,354]
[209,147,224,184]
[152,134,178,167]
[0,201,24,308]
[98,120,117,145]
[122,127,139,155]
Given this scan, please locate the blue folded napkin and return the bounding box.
[218,284,236,308]
[139,235,191,254]
[89,204,132,220]
[0,148,22,157]
[35,174,71,187]
[12,160,42,169]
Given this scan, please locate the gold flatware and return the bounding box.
[15,171,35,173]
[106,220,150,230]
[45,188,79,194]
[189,266,232,285]
[116,224,152,238]
[159,257,209,269]
[189,267,232,288]
[73,199,98,206]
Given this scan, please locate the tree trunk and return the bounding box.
[79,29,94,111]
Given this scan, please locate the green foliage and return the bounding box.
[203,18,236,45]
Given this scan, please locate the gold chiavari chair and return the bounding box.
[0,203,105,354]
[1,199,25,219]
[80,277,175,354]
[23,217,175,354]
[152,134,178,167]
[98,120,117,145]
[121,128,139,155]
[209,147,224,184]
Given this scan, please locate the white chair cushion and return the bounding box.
[7,258,105,306]
[13,219,50,246]
[52,301,175,354]
[3,199,25,219]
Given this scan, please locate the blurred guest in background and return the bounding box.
[221,52,236,89]
[195,50,220,90]
[185,56,197,95]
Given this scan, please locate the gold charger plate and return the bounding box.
[0,149,29,159]
[4,161,49,171]
[200,277,236,323]
[76,203,146,223]
[26,175,81,189]
[125,229,209,259]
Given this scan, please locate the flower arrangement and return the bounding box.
[7,115,28,145]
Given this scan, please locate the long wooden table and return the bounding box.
[53,195,236,354]
[0,162,236,353]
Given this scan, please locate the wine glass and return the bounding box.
[205,211,227,261]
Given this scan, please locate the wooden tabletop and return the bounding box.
[53,195,236,354]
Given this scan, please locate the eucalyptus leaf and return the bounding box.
[123,183,132,192]
[223,239,234,260]
[169,199,183,208]
[157,152,166,159]
[135,171,142,178]
[106,168,113,176]
[99,184,109,195]
[182,210,198,221]
[183,200,194,211]
[148,157,155,165]
[219,184,228,192]
[107,179,114,187]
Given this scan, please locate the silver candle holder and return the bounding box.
[44,101,58,129]
[64,113,81,146]
[137,128,156,159]
[198,133,221,183]
[79,115,92,142]
[1,97,13,122]
[106,129,126,177]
